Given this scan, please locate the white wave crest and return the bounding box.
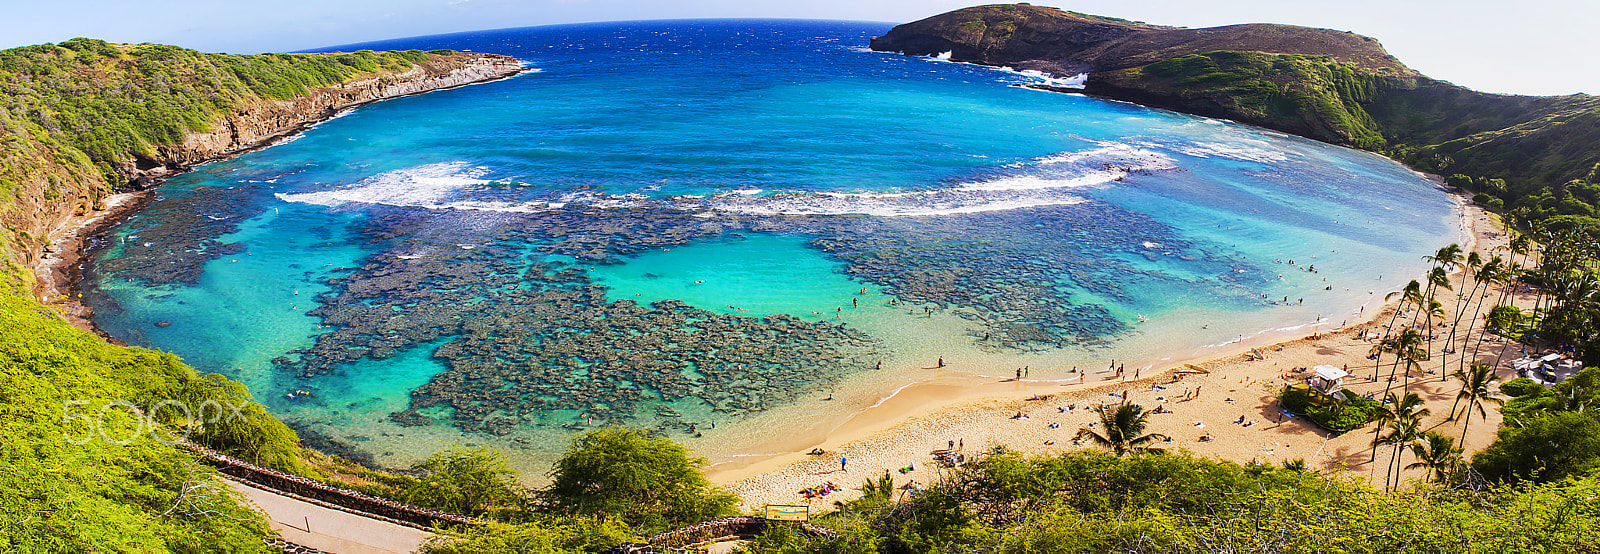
[275,162,492,208]
[275,144,1176,217]
[706,187,1089,217]
[1130,139,1291,164]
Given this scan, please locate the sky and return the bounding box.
[1,0,1594,96]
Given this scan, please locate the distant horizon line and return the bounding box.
[300,17,901,54]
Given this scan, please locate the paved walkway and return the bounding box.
[226,479,433,554]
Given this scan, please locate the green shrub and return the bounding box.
[401,445,525,516]
[1500,377,1545,398]
[0,293,275,551]
[1280,386,1381,432]
[1473,411,1600,483]
[540,427,737,532]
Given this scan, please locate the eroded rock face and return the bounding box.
[156,56,523,171]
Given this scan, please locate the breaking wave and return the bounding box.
[276,144,1178,217]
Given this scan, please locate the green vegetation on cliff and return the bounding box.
[1129,51,1391,148]
[0,291,284,551]
[875,4,1600,231]
[0,39,484,272]
[0,38,495,552]
[0,39,430,187]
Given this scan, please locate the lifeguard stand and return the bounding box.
[1310,365,1347,394]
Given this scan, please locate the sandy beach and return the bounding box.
[31,190,155,341]
[716,193,1522,510]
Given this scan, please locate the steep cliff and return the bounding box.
[155,54,521,172]
[0,40,519,298]
[872,4,1600,225]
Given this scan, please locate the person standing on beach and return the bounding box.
[840,457,847,472]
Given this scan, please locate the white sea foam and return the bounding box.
[1131,139,1292,164]
[1169,141,1290,163]
[906,49,1088,89]
[277,144,1177,217]
[273,162,570,213]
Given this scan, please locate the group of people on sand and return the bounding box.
[800,481,841,499]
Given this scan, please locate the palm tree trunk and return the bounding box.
[1464,280,1497,368]
[1447,271,1491,379]
[1388,441,1404,492]
[1373,299,1411,381]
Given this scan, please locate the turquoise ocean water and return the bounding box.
[85,20,1462,474]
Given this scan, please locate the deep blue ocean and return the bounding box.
[85,20,1461,472]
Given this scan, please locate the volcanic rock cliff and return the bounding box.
[150,54,521,176]
[871,4,1600,213]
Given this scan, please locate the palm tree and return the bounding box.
[1418,268,1452,365]
[1382,327,1429,394]
[1486,304,1527,370]
[1078,401,1169,456]
[1375,280,1425,382]
[1440,253,1488,380]
[1370,391,1429,490]
[1405,431,1464,484]
[1449,363,1504,444]
[1460,257,1506,370]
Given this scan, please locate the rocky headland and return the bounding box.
[871,4,1600,215]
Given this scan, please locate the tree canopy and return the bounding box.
[540,427,737,531]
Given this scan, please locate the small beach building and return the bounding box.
[1310,365,1348,394]
[1515,352,1583,385]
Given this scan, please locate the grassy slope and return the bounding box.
[0,39,466,552]
[0,289,277,551]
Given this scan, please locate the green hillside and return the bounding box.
[0,39,488,552]
[873,4,1600,229]
[0,288,290,551]
[0,39,490,275]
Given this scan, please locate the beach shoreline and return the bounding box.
[713,189,1506,510]
[32,190,156,343]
